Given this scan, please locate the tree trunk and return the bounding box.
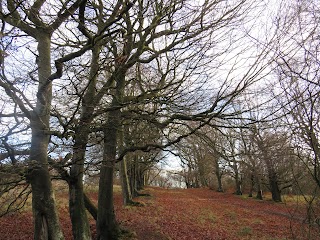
[120,158,134,205]
[84,193,97,220]
[233,162,242,195]
[269,170,282,202]
[256,189,263,200]
[68,45,101,240]
[97,162,119,239]
[69,163,91,240]
[96,118,121,240]
[215,160,223,192]
[255,173,263,200]
[119,127,134,205]
[248,173,254,197]
[193,174,200,188]
[217,175,224,192]
[136,166,145,191]
[265,158,282,202]
[129,156,140,197]
[129,163,137,197]
[235,177,242,195]
[69,124,92,240]
[198,161,208,187]
[97,70,126,240]
[28,34,64,240]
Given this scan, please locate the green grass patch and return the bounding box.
[252,218,264,225]
[225,210,237,220]
[238,226,252,236]
[282,194,319,204]
[198,209,217,225]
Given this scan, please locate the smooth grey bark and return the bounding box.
[28,34,64,240]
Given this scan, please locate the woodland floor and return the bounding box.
[1,186,319,240]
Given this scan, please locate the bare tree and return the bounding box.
[0,1,94,239]
[270,1,320,231]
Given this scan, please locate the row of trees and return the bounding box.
[0,0,274,239]
[1,0,320,239]
[171,125,302,201]
[159,0,320,227]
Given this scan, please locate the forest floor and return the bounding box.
[0,186,319,240]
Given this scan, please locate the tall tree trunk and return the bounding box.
[119,127,133,205]
[217,174,224,192]
[248,173,254,197]
[129,156,140,197]
[69,128,91,240]
[198,161,208,187]
[264,158,281,202]
[255,172,263,200]
[136,166,145,191]
[96,114,121,240]
[68,44,102,240]
[120,158,134,205]
[268,169,282,202]
[233,162,242,195]
[235,175,242,195]
[28,34,64,240]
[97,70,126,240]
